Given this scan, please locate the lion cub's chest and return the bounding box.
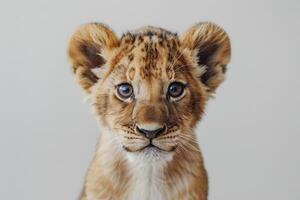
[125,162,167,200]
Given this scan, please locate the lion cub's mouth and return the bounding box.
[123,141,177,153]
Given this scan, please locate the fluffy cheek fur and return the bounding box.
[92,86,130,132]
[91,81,140,149]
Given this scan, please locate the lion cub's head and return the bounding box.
[68,22,230,160]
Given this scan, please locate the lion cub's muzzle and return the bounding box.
[121,101,179,152]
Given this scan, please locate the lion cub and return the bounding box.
[68,22,230,200]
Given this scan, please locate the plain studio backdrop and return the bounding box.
[1,0,299,199]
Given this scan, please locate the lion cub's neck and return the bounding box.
[82,131,208,200]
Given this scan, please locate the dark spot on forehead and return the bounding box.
[128,53,134,62]
[146,31,154,38]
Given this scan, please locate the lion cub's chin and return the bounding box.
[126,146,175,164]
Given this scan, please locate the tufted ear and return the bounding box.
[68,23,119,93]
[181,22,231,94]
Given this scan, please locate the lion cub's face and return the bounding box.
[68,23,230,159]
[93,32,206,154]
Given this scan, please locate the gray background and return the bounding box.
[1,0,299,199]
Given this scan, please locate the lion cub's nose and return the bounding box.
[136,124,166,139]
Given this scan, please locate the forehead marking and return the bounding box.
[139,40,161,79]
[127,67,135,81]
[119,30,183,81]
[128,53,134,62]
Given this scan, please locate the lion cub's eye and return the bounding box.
[116,83,133,99]
[168,82,185,98]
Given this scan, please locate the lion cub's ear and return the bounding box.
[181,22,231,94]
[68,23,119,93]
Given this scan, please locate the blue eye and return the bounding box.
[168,82,185,98]
[117,83,133,99]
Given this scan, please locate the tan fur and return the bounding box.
[68,22,231,200]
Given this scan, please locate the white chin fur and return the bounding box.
[126,147,174,164]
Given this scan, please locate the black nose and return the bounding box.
[136,126,166,139]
